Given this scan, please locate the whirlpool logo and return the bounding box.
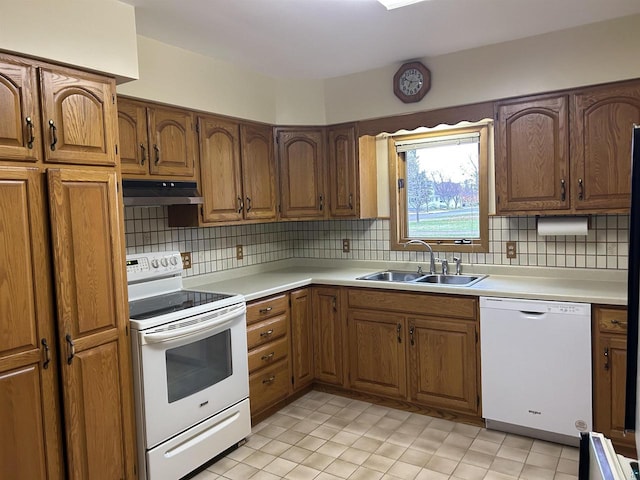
[528,410,542,415]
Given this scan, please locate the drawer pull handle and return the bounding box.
[260,329,274,337]
[49,120,57,151]
[578,178,584,201]
[409,326,415,346]
[154,144,160,164]
[604,347,609,371]
[140,143,146,165]
[262,375,276,384]
[261,352,275,361]
[26,116,35,149]
[259,307,273,314]
[560,179,566,201]
[611,319,627,327]
[41,338,51,369]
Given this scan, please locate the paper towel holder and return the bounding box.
[536,215,589,236]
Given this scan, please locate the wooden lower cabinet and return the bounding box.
[0,167,64,480]
[290,288,314,392]
[593,305,636,456]
[346,288,479,417]
[312,287,345,386]
[408,317,479,415]
[0,166,136,479]
[246,294,291,420]
[347,310,407,398]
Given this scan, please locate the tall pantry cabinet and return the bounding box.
[0,53,137,479]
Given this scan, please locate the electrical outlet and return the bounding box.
[342,239,350,253]
[506,241,517,259]
[236,244,243,260]
[181,252,191,269]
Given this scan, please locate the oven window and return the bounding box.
[165,329,233,403]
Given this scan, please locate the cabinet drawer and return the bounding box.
[249,360,290,415]
[348,289,477,320]
[246,314,288,349]
[597,307,628,334]
[248,336,289,374]
[247,294,288,324]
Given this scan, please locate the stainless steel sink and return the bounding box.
[414,274,487,286]
[356,270,425,282]
[356,270,488,286]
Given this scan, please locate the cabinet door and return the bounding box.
[147,106,196,178]
[495,96,569,213]
[0,167,63,480]
[277,128,326,219]
[347,310,406,398]
[312,287,344,385]
[571,82,640,211]
[408,317,478,415]
[328,125,358,218]
[0,55,41,162]
[117,98,148,175]
[47,169,137,480]
[39,67,117,166]
[290,289,314,391]
[241,123,277,221]
[198,116,243,222]
[593,333,636,454]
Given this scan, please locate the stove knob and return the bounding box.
[151,259,159,268]
[170,256,178,266]
[161,257,168,267]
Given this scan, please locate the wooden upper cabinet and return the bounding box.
[0,55,41,162]
[47,168,137,480]
[147,106,196,177]
[241,123,277,221]
[39,67,117,166]
[118,98,197,179]
[117,98,148,175]
[277,128,326,219]
[328,125,358,217]
[495,95,570,214]
[571,82,640,211]
[327,124,377,219]
[0,167,64,480]
[199,115,243,222]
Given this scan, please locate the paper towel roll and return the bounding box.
[537,216,589,236]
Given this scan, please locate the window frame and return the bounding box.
[388,124,490,253]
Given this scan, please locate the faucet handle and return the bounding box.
[436,258,449,275]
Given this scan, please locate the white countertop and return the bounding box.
[183,259,627,306]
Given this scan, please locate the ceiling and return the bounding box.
[121,0,640,80]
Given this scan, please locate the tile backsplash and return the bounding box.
[124,207,628,277]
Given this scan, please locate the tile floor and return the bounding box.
[192,391,579,480]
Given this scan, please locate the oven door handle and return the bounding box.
[141,305,246,344]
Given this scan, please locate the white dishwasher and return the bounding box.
[480,297,592,446]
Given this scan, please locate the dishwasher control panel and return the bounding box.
[480,296,590,316]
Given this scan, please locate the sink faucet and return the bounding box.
[453,257,462,275]
[403,239,436,274]
[440,259,449,275]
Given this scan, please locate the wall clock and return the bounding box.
[393,61,431,103]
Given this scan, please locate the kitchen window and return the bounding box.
[389,124,490,252]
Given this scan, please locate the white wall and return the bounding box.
[0,0,138,82]
[117,36,327,125]
[324,15,640,124]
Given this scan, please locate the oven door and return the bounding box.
[137,302,249,448]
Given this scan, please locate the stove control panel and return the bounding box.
[126,251,183,283]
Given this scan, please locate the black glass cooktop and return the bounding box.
[129,290,234,320]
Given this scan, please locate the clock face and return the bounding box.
[399,68,424,96]
[393,61,431,103]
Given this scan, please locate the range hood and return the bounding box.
[122,180,204,206]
